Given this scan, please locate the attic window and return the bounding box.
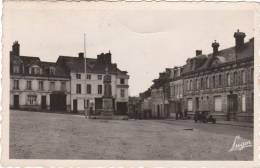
[30,67,41,75]
[13,65,20,73]
[49,67,55,75]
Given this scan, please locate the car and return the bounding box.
[194,111,216,124]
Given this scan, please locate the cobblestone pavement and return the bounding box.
[10,110,253,160]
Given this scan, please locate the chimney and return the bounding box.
[234,29,246,50]
[11,41,20,56]
[196,50,202,56]
[78,52,84,59]
[211,40,220,56]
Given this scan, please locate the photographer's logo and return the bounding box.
[229,135,252,152]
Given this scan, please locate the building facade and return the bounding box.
[168,66,184,119]
[10,41,130,115]
[182,30,253,122]
[139,30,254,122]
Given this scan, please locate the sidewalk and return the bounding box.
[166,118,253,128]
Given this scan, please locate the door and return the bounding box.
[73,99,78,112]
[116,102,128,115]
[227,94,238,120]
[14,95,19,109]
[41,96,46,110]
[50,92,66,111]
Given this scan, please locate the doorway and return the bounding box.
[50,92,66,111]
[73,99,78,112]
[227,94,238,120]
[14,95,19,109]
[41,95,46,110]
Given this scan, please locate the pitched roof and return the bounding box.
[57,55,128,75]
[182,38,254,74]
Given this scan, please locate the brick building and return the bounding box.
[182,30,254,122]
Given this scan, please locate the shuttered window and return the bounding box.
[214,96,222,112]
[187,99,193,111]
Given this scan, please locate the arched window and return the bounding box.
[234,71,237,85]
[227,73,231,86]
[242,70,246,84]
[212,76,215,88]
[218,74,222,87]
[190,79,193,90]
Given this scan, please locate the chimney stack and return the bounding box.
[11,41,20,56]
[211,40,219,56]
[78,52,84,59]
[234,29,246,50]
[196,50,202,56]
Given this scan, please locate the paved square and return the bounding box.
[10,110,253,160]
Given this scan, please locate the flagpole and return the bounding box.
[84,33,89,119]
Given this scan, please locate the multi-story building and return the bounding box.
[168,66,184,119]
[10,41,130,115]
[149,69,171,119]
[182,30,254,122]
[56,52,129,114]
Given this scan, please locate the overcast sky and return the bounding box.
[4,2,254,96]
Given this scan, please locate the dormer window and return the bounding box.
[13,65,20,73]
[30,66,41,75]
[49,67,55,75]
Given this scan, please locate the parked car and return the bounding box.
[194,111,216,124]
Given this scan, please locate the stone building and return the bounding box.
[182,30,254,122]
[10,41,130,114]
[149,69,171,119]
[56,52,129,114]
[10,41,70,111]
[168,66,184,119]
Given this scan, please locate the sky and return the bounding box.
[4,2,254,96]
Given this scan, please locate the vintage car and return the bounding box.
[194,111,216,124]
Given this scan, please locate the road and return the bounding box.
[10,110,253,160]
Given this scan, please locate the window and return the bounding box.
[218,74,222,87]
[61,82,66,91]
[200,78,203,89]
[214,96,222,112]
[76,74,81,79]
[187,80,190,90]
[13,80,19,90]
[50,81,55,91]
[98,75,102,80]
[120,78,125,84]
[38,81,44,90]
[76,84,81,94]
[98,85,102,94]
[242,95,246,112]
[49,67,55,75]
[120,89,125,98]
[13,65,20,73]
[242,70,246,84]
[31,67,40,75]
[86,74,91,80]
[87,84,92,94]
[234,71,237,85]
[227,73,231,86]
[187,99,193,111]
[212,76,215,88]
[206,77,209,89]
[27,95,37,105]
[26,80,32,90]
[190,80,192,90]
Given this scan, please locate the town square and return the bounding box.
[5,2,255,162]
